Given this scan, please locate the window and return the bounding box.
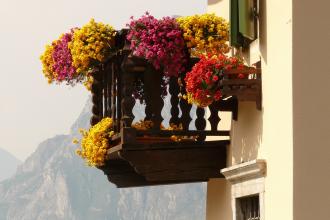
[221,160,266,220]
[236,195,260,220]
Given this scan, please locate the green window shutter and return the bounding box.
[230,0,242,47]
[238,0,256,40]
[230,0,257,47]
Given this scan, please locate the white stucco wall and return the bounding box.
[206,0,294,219]
[260,1,293,219]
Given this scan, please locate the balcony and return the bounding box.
[89,31,261,187]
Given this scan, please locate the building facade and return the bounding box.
[206,1,330,220]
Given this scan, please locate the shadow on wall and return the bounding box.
[229,0,266,165]
[229,102,263,165]
[208,0,224,5]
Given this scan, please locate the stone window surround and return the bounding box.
[221,159,267,220]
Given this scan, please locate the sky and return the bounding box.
[0,0,206,160]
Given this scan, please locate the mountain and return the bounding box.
[0,148,21,182]
[0,99,206,220]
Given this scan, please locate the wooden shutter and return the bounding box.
[238,0,256,40]
[230,0,242,47]
[230,0,257,47]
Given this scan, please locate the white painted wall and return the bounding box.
[206,0,294,219]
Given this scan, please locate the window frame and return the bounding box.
[221,160,266,220]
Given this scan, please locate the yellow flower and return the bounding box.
[177,13,230,56]
[75,117,114,167]
[40,43,56,83]
[72,138,79,144]
[132,120,155,130]
[69,19,116,79]
[185,92,213,107]
[131,120,188,142]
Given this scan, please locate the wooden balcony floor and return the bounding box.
[100,139,229,187]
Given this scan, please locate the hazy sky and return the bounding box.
[0,0,206,160]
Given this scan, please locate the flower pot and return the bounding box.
[220,67,262,109]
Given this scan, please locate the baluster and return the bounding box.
[179,98,192,131]
[144,65,163,130]
[111,62,117,131]
[195,107,206,141]
[179,77,192,130]
[103,61,112,118]
[208,101,221,131]
[107,61,112,118]
[178,55,194,130]
[117,58,122,130]
[90,70,103,126]
[114,29,127,130]
[103,63,108,117]
[152,70,164,130]
[121,55,136,128]
[144,100,153,121]
[169,77,180,125]
[144,66,152,121]
[144,89,153,121]
[144,70,152,121]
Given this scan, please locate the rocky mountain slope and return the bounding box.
[0,148,21,182]
[0,99,206,220]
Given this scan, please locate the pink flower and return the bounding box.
[51,29,78,84]
[127,13,187,77]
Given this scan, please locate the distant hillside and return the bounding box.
[0,99,206,220]
[0,148,21,182]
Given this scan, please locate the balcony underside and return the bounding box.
[100,139,229,188]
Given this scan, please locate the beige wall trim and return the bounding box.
[221,160,267,220]
[221,159,267,183]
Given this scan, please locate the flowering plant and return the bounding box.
[177,14,229,56]
[184,54,244,107]
[127,12,187,77]
[69,19,116,74]
[40,19,117,89]
[75,117,115,167]
[132,120,196,142]
[40,44,56,84]
[69,19,116,89]
[40,30,79,85]
[74,118,190,167]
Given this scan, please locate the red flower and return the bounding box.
[238,73,245,79]
[214,91,222,101]
[184,53,248,107]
